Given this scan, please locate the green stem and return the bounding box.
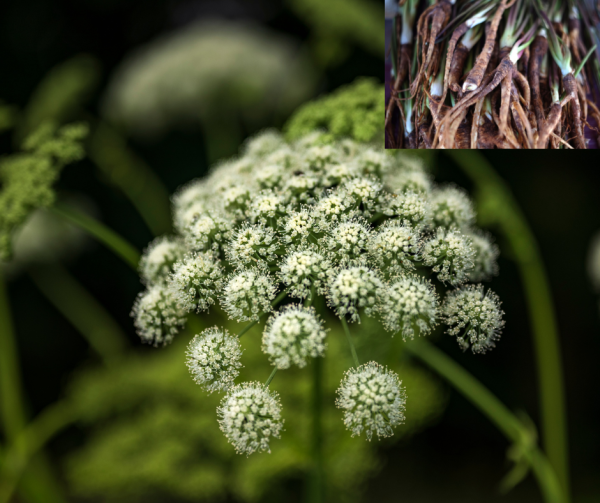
[447,151,569,498]
[0,268,26,441]
[237,289,289,338]
[0,400,75,503]
[90,122,172,236]
[264,367,278,388]
[308,355,324,503]
[29,265,128,364]
[50,203,140,270]
[0,268,67,503]
[341,318,360,367]
[405,339,565,503]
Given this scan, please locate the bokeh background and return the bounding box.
[1,0,600,502]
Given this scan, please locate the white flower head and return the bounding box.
[312,190,355,231]
[428,186,475,230]
[336,362,406,440]
[226,223,281,270]
[279,245,333,299]
[384,163,432,194]
[340,176,383,216]
[171,178,213,229]
[131,284,186,346]
[174,200,213,234]
[184,212,233,254]
[248,189,287,227]
[242,129,285,158]
[186,327,243,393]
[368,220,421,277]
[281,207,317,245]
[303,144,341,169]
[356,148,391,178]
[326,217,372,266]
[466,230,500,282]
[255,164,287,190]
[322,162,360,187]
[220,268,277,322]
[222,184,252,219]
[442,285,505,354]
[422,228,475,285]
[139,236,185,285]
[327,266,383,323]
[281,172,319,206]
[218,382,283,455]
[262,305,327,369]
[379,275,438,339]
[169,252,223,313]
[382,191,429,228]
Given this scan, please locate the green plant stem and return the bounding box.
[0,268,26,441]
[29,265,128,364]
[90,122,172,236]
[405,338,565,503]
[0,400,75,503]
[50,203,140,269]
[237,289,289,338]
[264,367,278,388]
[309,356,324,503]
[305,285,324,503]
[341,318,360,367]
[0,269,66,503]
[447,151,569,498]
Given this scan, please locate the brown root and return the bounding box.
[562,73,586,149]
[462,0,510,91]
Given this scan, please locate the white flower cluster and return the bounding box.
[262,305,327,369]
[336,362,406,440]
[441,285,505,353]
[217,382,283,455]
[102,19,316,137]
[186,327,243,392]
[132,130,505,453]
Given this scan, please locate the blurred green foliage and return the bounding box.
[0,101,18,134]
[284,78,384,144]
[0,122,88,260]
[286,0,383,67]
[15,55,100,142]
[65,310,445,503]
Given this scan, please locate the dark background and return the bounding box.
[1,0,600,502]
